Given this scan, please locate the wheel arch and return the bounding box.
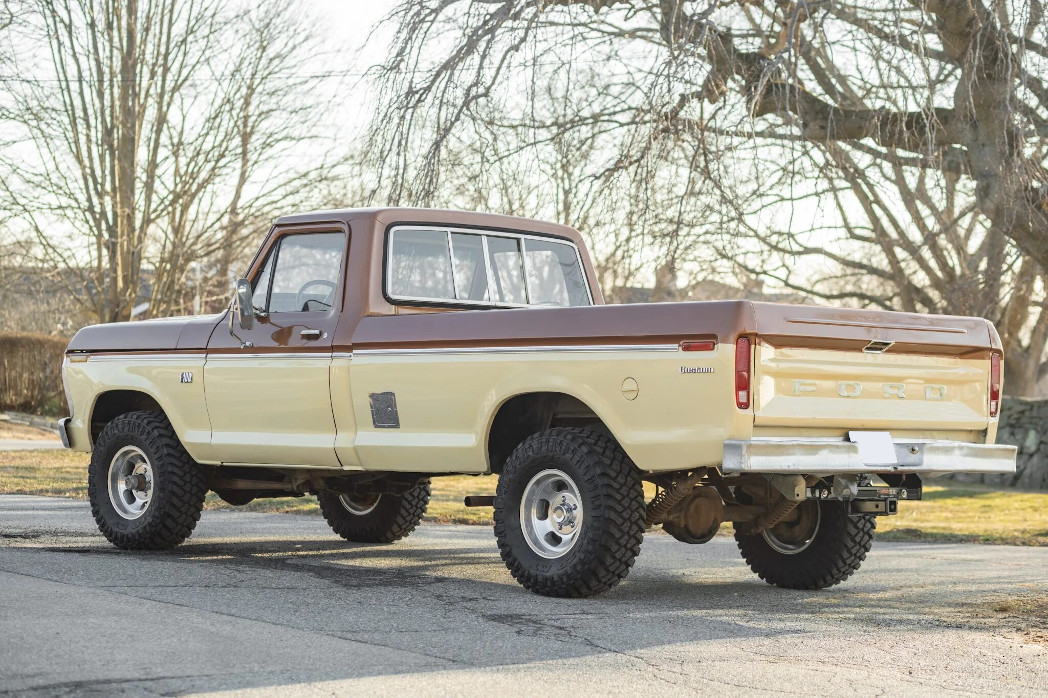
[89,389,166,444]
[485,390,616,474]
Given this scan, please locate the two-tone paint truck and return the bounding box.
[60,207,1016,596]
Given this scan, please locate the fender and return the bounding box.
[64,352,213,463]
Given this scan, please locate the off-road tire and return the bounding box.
[494,428,646,597]
[734,500,875,590]
[88,411,208,550]
[317,479,431,544]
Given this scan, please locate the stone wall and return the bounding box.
[950,397,1048,489]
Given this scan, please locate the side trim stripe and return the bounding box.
[72,353,207,362]
[353,344,680,357]
[67,345,682,361]
[70,352,335,362]
[205,353,333,360]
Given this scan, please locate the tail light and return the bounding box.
[735,336,752,410]
[989,352,1001,417]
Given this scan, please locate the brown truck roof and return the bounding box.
[273,207,588,248]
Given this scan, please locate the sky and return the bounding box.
[317,1,398,64]
[306,0,400,138]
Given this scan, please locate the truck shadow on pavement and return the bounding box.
[4,513,1048,695]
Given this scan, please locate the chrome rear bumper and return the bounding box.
[722,438,1016,476]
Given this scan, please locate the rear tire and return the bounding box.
[317,479,431,544]
[494,428,645,597]
[88,411,208,550]
[734,499,875,590]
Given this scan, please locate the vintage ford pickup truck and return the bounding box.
[61,207,1016,596]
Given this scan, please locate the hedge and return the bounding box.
[0,332,69,415]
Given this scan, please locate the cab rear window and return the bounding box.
[386,226,591,308]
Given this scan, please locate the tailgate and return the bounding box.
[749,303,997,433]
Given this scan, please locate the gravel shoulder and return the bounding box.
[2,495,1048,696]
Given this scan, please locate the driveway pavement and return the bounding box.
[1,494,1047,696]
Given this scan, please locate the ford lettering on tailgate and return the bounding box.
[792,380,947,400]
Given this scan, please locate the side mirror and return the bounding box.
[234,278,254,330]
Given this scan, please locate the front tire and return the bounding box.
[494,428,645,597]
[88,411,208,550]
[317,479,431,544]
[734,499,875,590]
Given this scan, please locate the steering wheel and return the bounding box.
[295,279,337,311]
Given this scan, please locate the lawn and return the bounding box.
[3,447,1047,544]
[0,419,61,441]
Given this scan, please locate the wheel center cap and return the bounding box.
[124,474,147,492]
[551,493,579,533]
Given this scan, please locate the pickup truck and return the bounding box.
[61,207,1017,597]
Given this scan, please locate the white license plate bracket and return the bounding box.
[848,431,898,466]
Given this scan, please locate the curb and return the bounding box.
[1,412,61,433]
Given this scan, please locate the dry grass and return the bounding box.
[876,484,1048,545]
[0,449,87,497]
[0,420,60,441]
[4,448,1048,544]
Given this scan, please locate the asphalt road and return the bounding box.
[2,495,1048,697]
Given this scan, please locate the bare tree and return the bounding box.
[368,0,1048,393]
[370,1,1048,255]
[0,0,342,323]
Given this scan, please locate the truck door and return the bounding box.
[204,226,347,467]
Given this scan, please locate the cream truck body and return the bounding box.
[58,207,1016,597]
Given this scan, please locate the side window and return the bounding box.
[253,232,345,314]
[389,229,455,300]
[523,238,590,307]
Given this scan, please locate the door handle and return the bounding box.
[300,329,322,340]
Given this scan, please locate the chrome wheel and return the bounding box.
[520,469,584,559]
[107,446,154,520]
[762,501,821,555]
[339,493,381,516]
